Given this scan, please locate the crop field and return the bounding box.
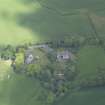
[1,0,105,45]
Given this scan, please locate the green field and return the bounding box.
[1,0,105,105]
[54,87,105,105]
[0,46,105,105]
[53,46,105,105]
[38,0,105,13]
[0,0,40,45]
[77,46,105,79]
[0,61,51,105]
[1,0,105,45]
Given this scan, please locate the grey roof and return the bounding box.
[57,51,70,60]
[25,54,34,64]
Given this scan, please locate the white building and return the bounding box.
[25,54,34,64]
[57,51,70,61]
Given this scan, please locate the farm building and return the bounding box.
[57,50,70,61]
[25,54,34,64]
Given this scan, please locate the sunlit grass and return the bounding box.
[0,60,11,81]
[0,60,12,105]
[0,60,48,105]
[0,0,41,45]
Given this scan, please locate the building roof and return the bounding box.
[25,54,34,64]
[57,50,70,60]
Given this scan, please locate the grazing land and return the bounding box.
[77,46,105,78]
[0,61,52,105]
[54,87,105,105]
[1,0,105,45]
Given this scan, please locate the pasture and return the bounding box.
[0,0,39,45]
[1,0,105,45]
[54,87,105,105]
[0,60,50,105]
[77,46,105,79]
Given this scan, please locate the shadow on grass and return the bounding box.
[16,7,70,42]
[16,2,96,43]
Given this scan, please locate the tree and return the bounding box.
[26,64,42,76]
[46,92,55,104]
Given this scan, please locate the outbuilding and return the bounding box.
[57,50,70,61]
[25,54,34,64]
